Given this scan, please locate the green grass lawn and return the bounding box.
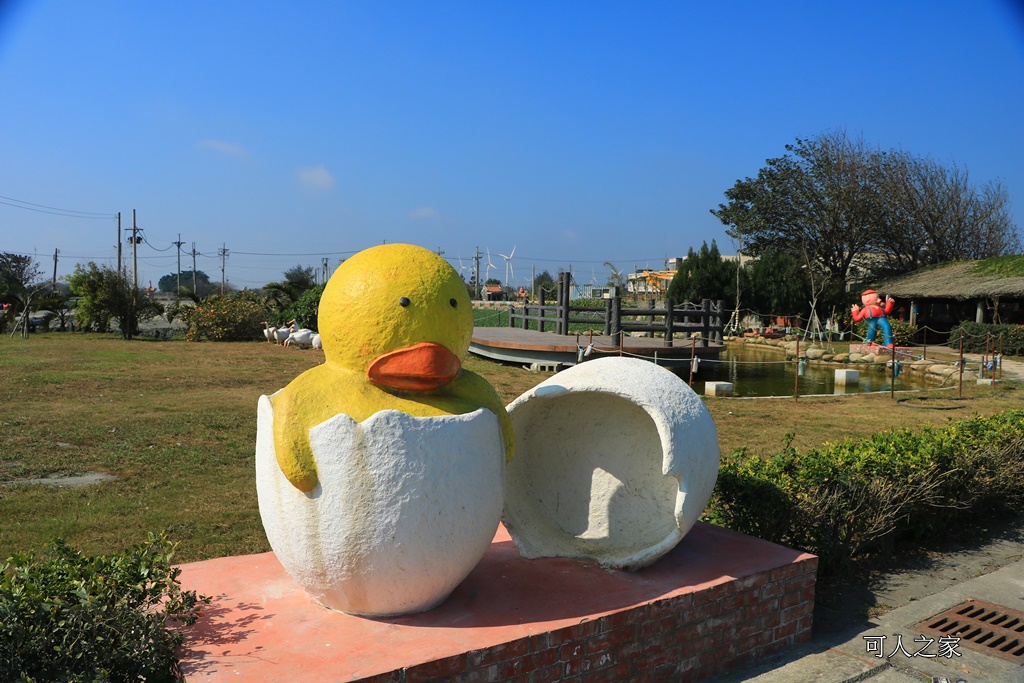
[2,332,1019,564]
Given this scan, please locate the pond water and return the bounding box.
[678,344,934,398]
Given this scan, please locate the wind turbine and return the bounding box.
[485,248,497,282]
[457,256,467,278]
[499,245,516,288]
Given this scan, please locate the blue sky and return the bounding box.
[2,1,1023,291]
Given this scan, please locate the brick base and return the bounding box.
[177,523,816,682]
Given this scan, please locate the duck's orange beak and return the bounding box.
[367,342,461,392]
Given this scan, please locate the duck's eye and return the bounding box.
[449,298,458,308]
[399,297,411,307]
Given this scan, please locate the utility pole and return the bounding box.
[173,234,186,306]
[116,212,122,274]
[129,209,141,289]
[52,248,59,291]
[473,247,482,301]
[219,243,229,295]
[190,242,198,295]
[321,257,329,285]
[127,209,141,340]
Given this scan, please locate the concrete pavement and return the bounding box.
[715,555,1024,683]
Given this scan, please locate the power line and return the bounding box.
[231,249,360,256]
[0,194,116,219]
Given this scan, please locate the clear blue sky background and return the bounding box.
[2,1,1023,291]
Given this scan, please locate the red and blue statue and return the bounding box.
[851,289,895,348]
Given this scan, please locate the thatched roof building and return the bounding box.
[881,258,1024,299]
[878,256,1024,330]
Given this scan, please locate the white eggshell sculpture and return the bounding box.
[502,357,719,571]
[256,394,504,616]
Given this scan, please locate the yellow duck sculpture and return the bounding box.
[256,243,514,616]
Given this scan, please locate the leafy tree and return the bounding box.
[0,253,49,336]
[744,250,812,318]
[876,153,1021,275]
[604,262,625,288]
[713,130,1021,315]
[285,283,326,331]
[67,262,163,339]
[666,240,736,304]
[158,270,215,297]
[533,270,555,299]
[712,130,882,315]
[264,264,317,315]
[33,289,76,331]
[0,253,43,300]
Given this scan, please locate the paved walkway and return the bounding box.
[715,547,1024,682]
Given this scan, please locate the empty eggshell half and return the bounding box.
[502,356,719,571]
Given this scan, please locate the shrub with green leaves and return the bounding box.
[949,322,1024,356]
[284,283,325,331]
[704,410,1024,575]
[854,318,917,347]
[0,533,208,682]
[183,291,269,342]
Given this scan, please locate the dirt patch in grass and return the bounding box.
[3,472,117,487]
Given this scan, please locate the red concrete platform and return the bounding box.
[176,523,817,682]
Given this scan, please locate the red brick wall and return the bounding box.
[359,555,818,683]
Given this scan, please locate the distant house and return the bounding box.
[878,257,1024,332]
[483,284,505,302]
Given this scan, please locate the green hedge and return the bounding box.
[704,410,1024,575]
[949,322,1024,356]
[854,319,917,346]
[183,291,270,342]
[1,533,208,682]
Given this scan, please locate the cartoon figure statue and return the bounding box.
[851,289,895,348]
[255,243,514,616]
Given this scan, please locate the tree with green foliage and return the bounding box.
[744,250,812,318]
[666,240,736,304]
[285,283,326,331]
[604,262,625,289]
[0,252,42,300]
[711,131,882,315]
[158,270,215,297]
[33,288,76,331]
[712,130,1021,316]
[67,262,163,339]
[263,264,318,316]
[0,253,45,334]
[533,270,555,299]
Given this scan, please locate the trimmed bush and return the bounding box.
[284,283,325,332]
[183,291,269,342]
[949,322,1024,356]
[704,410,1024,574]
[0,532,208,682]
[854,319,917,347]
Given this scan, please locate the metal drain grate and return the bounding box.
[914,598,1024,664]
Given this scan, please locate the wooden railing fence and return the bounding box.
[508,272,724,347]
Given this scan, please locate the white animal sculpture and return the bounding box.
[284,328,314,348]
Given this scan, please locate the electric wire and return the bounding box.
[0,195,116,219]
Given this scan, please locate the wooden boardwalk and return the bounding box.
[470,327,725,368]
